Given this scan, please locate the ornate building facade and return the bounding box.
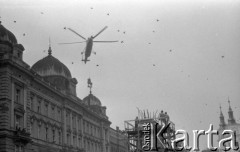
[0,22,127,152]
[109,127,128,152]
[218,100,240,152]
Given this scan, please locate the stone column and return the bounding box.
[63,108,67,144]
[76,116,79,148]
[10,82,14,128]
[81,117,84,148]
[23,85,27,128]
[101,122,106,152]
[70,111,73,146]
[106,128,109,152]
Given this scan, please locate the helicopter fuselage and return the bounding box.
[83,37,93,63]
[85,38,93,58]
[65,26,116,64]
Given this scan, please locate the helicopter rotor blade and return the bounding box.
[58,41,86,45]
[93,40,118,43]
[67,28,86,40]
[93,26,108,39]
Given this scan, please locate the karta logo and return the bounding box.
[142,121,172,151]
[142,123,239,151]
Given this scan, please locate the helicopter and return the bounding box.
[59,26,118,64]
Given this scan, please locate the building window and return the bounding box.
[16,89,20,102]
[30,97,34,110]
[0,53,3,59]
[87,123,89,134]
[105,129,107,139]
[94,127,96,137]
[79,118,82,130]
[17,52,21,58]
[97,128,100,138]
[73,135,76,147]
[72,116,74,128]
[67,133,70,145]
[79,138,81,148]
[38,124,41,139]
[15,86,22,104]
[45,104,48,116]
[52,106,55,119]
[88,141,90,152]
[58,109,61,121]
[46,127,48,141]
[15,145,24,152]
[59,131,61,144]
[66,113,70,124]
[29,122,32,136]
[91,143,93,152]
[72,116,76,129]
[83,121,85,132]
[37,101,41,113]
[52,129,55,142]
[15,114,23,129]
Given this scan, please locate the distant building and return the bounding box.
[218,99,240,152]
[109,127,128,152]
[0,22,127,152]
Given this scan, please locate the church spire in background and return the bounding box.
[227,97,236,124]
[219,104,225,128]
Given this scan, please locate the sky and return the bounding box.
[1,0,240,150]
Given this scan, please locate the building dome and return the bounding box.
[31,48,72,79]
[83,93,102,106]
[0,22,17,44]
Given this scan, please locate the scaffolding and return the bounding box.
[124,110,176,152]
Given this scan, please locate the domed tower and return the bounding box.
[31,44,78,96]
[0,21,26,67]
[0,21,17,44]
[82,78,107,115]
